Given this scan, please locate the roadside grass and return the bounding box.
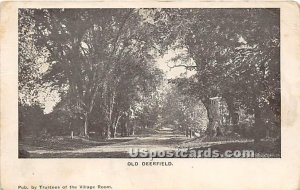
[29,151,129,158]
[178,134,251,148]
[19,136,133,151]
[189,140,280,158]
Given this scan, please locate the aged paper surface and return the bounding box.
[1,1,300,190]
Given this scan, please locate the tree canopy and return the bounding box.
[19,8,280,142]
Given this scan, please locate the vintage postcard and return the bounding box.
[1,1,300,190]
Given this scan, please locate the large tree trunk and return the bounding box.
[131,123,135,136]
[106,124,111,139]
[121,116,128,137]
[84,115,88,136]
[81,113,89,137]
[202,98,214,136]
[111,115,121,138]
[112,123,117,138]
[111,124,116,138]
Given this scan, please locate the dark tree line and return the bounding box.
[19,9,164,138]
[154,9,280,141]
[19,9,280,142]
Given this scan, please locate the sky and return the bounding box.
[155,48,197,79]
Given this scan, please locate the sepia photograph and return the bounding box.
[18,8,281,158]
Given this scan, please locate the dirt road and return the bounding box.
[26,127,188,158]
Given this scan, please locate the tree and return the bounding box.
[19,9,164,138]
[18,9,49,106]
[154,9,280,140]
[19,103,45,139]
[160,84,208,137]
